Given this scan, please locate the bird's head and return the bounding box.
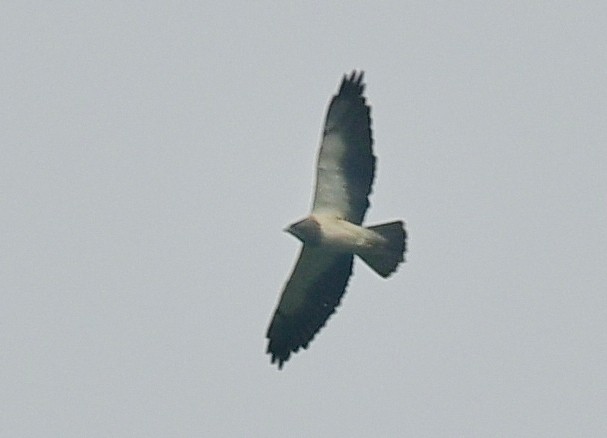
[284,217,321,244]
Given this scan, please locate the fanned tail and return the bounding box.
[358,220,407,277]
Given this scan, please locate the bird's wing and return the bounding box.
[312,71,376,224]
[266,245,354,369]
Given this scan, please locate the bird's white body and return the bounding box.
[310,214,384,253]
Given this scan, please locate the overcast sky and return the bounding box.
[2,2,606,437]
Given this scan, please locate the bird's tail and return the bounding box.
[358,221,407,278]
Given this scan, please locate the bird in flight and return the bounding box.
[266,71,407,369]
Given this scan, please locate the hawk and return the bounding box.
[266,71,407,369]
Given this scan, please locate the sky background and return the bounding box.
[2,2,606,437]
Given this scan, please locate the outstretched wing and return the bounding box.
[312,71,376,224]
[266,246,354,369]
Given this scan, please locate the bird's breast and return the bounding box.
[314,215,374,253]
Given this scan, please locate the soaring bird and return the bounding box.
[266,71,407,369]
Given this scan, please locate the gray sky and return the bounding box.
[2,2,606,436]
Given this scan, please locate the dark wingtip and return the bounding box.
[267,348,288,370]
[347,70,364,83]
[339,70,366,96]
